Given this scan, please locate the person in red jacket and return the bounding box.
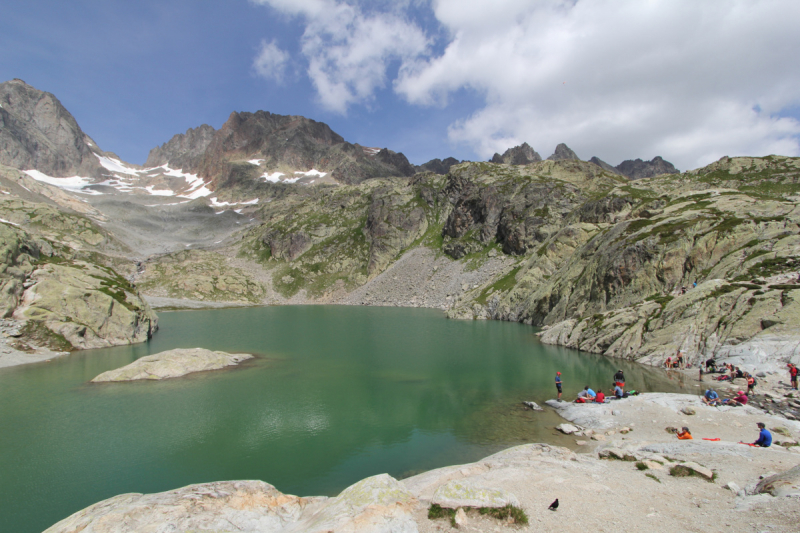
[789,364,798,391]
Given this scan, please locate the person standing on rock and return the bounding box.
[614,370,625,388]
[789,363,798,391]
[555,372,563,401]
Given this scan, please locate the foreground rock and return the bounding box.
[430,480,519,509]
[91,348,253,382]
[44,475,418,533]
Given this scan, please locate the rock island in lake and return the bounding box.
[91,348,253,382]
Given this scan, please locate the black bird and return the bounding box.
[548,498,559,511]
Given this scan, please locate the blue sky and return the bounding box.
[3,0,800,170]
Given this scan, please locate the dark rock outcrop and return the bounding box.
[0,79,103,177]
[417,157,460,175]
[589,156,621,175]
[144,124,216,169]
[490,143,542,165]
[547,143,580,161]
[616,156,678,180]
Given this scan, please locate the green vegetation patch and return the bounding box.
[479,505,529,525]
[747,256,800,278]
[645,473,661,483]
[645,294,674,307]
[635,461,649,471]
[19,321,73,352]
[475,265,521,305]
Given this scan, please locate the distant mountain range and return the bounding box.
[1,78,679,192]
[490,142,679,180]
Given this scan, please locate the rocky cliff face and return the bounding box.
[0,79,104,177]
[144,124,216,169]
[417,157,460,175]
[448,155,800,368]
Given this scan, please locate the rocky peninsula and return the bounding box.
[91,348,253,382]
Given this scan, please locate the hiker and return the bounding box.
[731,366,744,382]
[676,427,693,440]
[665,356,672,368]
[612,384,627,399]
[746,373,757,394]
[555,372,563,401]
[705,358,716,371]
[576,386,596,403]
[595,389,605,403]
[725,391,749,407]
[702,389,721,406]
[675,351,684,369]
[753,422,772,447]
[614,370,625,387]
[789,363,798,391]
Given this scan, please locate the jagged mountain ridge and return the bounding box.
[492,142,679,180]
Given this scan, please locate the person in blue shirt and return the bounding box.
[753,422,772,447]
[555,372,563,401]
[702,389,721,406]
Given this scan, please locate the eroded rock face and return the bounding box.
[547,143,580,161]
[755,464,800,497]
[91,348,252,382]
[144,124,216,170]
[0,79,103,178]
[44,475,418,533]
[0,223,156,351]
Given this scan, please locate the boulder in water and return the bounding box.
[91,348,253,382]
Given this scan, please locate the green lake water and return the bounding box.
[0,305,691,532]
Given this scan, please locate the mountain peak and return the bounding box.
[490,142,542,165]
[0,79,104,177]
[546,143,580,161]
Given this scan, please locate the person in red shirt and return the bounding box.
[789,364,798,391]
[594,389,605,403]
[725,391,749,406]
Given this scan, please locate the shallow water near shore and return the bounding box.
[0,305,692,532]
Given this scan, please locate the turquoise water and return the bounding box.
[0,306,688,532]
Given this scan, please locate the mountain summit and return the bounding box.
[0,79,104,177]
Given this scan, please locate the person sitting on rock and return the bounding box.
[731,366,744,382]
[753,422,772,447]
[575,387,595,403]
[705,358,716,371]
[676,427,693,440]
[724,391,748,407]
[702,389,721,406]
[612,384,627,399]
[594,389,605,403]
[665,356,672,368]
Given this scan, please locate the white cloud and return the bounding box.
[253,0,429,113]
[253,40,290,82]
[255,0,800,169]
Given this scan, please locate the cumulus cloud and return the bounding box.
[253,40,290,82]
[253,0,429,113]
[255,0,800,169]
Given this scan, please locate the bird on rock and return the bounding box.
[548,498,559,511]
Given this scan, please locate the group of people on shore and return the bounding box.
[701,388,749,407]
[556,369,629,403]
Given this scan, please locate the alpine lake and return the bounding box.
[0,305,692,532]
